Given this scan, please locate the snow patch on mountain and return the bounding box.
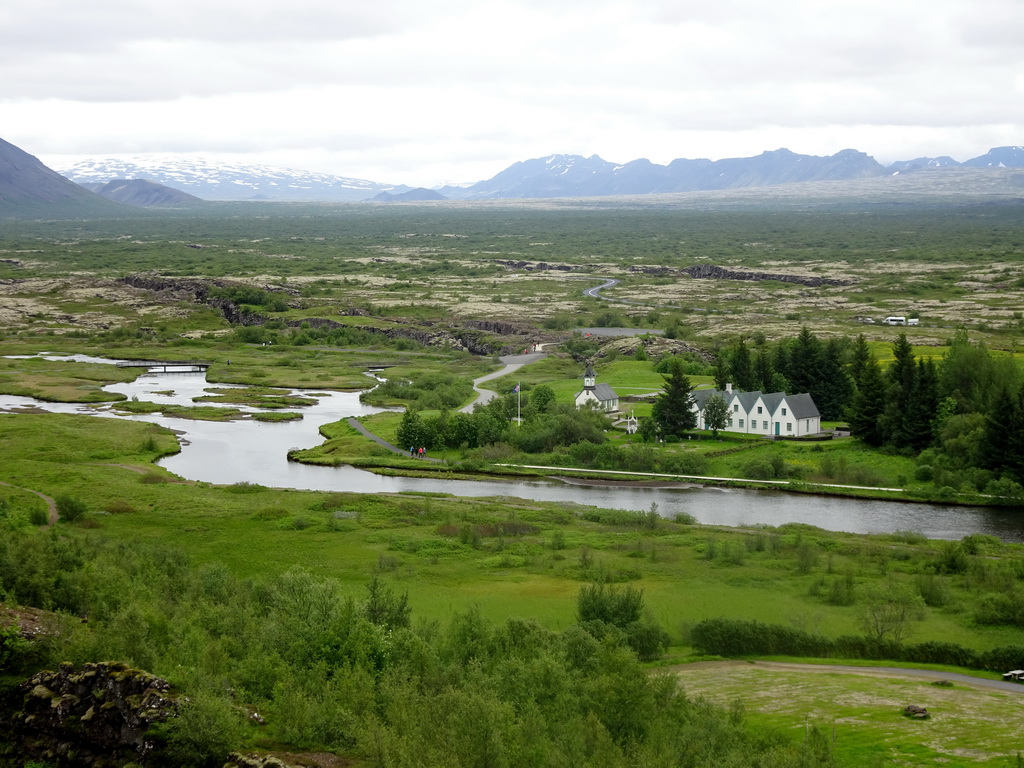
[54,155,400,202]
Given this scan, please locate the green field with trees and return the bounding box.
[2,200,1024,766]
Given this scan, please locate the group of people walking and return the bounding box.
[409,446,427,458]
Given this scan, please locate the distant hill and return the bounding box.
[87,178,204,208]
[0,137,124,218]
[961,146,1024,168]
[367,187,447,202]
[444,149,891,199]
[56,156,405,202]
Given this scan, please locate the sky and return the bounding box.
[3,0,1023,187]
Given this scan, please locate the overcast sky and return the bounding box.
[4,0,1022,187]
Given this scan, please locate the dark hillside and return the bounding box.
[0,137,125,218]
[92,178,205,208]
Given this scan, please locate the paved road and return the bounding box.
[459,351,547,413]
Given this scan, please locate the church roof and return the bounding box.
[593,383,617,402]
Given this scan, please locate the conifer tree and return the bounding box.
[754,347,775,392]
[847,357,887,447]
[883,334,917,449]
[652,360,696,437]
[729,339,756,391]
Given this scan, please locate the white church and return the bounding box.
[574,362,619,412]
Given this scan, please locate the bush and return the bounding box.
[55,495,87,522]
[160,689,247,767]
[104,500,136,514]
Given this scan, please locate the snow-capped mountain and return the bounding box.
[55,155,404,202]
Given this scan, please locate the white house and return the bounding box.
[690,385,821,437]
[574,362,619,412]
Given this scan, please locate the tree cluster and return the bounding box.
[0,531,837,767]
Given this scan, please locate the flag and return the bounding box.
[513,383,520,393]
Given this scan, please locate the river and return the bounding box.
[3,355,1023,542]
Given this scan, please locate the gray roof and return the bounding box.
[734,390,763,413]
[690,388,819,420]
[784,392,820,419]
[592,383,618,402]
[759,392,786,416]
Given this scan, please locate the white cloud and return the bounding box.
[5,0,1023,186]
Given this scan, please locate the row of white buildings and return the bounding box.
[574,364,822,437]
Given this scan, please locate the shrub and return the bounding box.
[104,500,136,514]
[55,495,87,522]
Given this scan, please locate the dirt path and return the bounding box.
[667,660,1024,694]
[346,417,441,462]
[0,480,58,526]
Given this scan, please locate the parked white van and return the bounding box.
[884,316,907,325]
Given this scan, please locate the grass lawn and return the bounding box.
[673,662,1024,766]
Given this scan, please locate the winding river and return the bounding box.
[3,355,1023,542]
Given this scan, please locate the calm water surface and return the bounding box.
[3,355,1023,542]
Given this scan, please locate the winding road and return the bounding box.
[458,350,548,413]
[581,276,713,311]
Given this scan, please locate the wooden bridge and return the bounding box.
[115,360,211,373]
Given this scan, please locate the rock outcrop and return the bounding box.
[6,661,179,766]
[120,274,542,355]
[627,264,850,287]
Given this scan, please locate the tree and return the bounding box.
[815,338,854,421]
[883,334,917,449]
[362,575,411,630]
[396,409,427,451]
[729,339,756,391]
[849,334,872,389]
[847,357,886,447]
[786,327,825,397]
[858,582,925,643]
[651,360,696,438]
[529,384,556,414]
[753,347,775,392]
[702,393,730,438]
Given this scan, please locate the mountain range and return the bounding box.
[56,155,402,202]
[4,135,1024,217]
[55,146,1024,203]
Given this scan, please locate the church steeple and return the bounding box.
[583,361,596,390]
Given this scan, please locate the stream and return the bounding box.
[3,354,1023,542]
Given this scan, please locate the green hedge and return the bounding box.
[691,617,1024,673]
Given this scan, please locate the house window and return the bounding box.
[757,406,763,414]
[738,419,744,428]
[733,404,738,412]
[787,423,792,432]
[727,418,733,427]
[762,420,768,429]
[782,408,787,416]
